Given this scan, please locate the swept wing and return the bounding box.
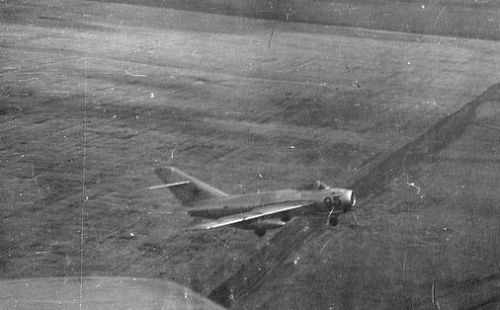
[186,201,314,230]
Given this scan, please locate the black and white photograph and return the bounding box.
[1,0,500,309]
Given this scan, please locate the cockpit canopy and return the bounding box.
[298,180,330,191]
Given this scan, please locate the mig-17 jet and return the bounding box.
[152,167,356,236]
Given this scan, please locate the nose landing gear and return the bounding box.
[325,195,341,226]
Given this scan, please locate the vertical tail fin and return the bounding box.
[155,167,228,206]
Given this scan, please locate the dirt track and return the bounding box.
[1,0,500,309]
[210,83,500,309]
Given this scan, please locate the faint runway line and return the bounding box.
[210,234,229,249]
[320,239,330,254]
[0,44,334,89]
[433,5,448,29]
[79,60,88,310]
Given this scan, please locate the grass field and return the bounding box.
[93,0,500,40]
[1,0,500,308]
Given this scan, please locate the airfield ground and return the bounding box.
[1,0,500,309]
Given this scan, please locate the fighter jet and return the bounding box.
[153,167,356,237]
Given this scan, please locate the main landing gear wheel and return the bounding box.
[328,217,338,227]
[255,229,267,237]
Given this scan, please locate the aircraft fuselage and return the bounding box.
[187,188,348,219]
[154,167,356,235]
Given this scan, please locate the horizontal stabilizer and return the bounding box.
[155,167,228,206]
